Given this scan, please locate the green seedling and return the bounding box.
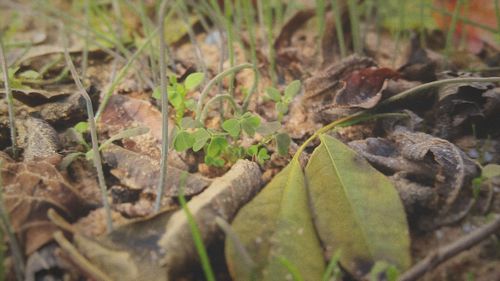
[153,72,204,124]
[266,80,301,122]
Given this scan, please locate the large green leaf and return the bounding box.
[305,134,411,277]
[226,159,325,281]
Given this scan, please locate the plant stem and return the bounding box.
[0,35,18,159]
[295,77,500,159]
[201,94,240,122]
[81,0,90,77]
[445,0,464,56]
[0,160,25,281]
[195,63,253,120]
[380,77,500,106]
[263,0,277,85]
[331,0,347,58]
[176,0,208,78]
[224,0,237,95]
[155,0,170,212]
[178,172,216,281]
[316,0,326,57]
[392,0,406,67]
[242,0,260,96]
[95,28,158,120]
[347,0,362,54]
[63,36,113,233]
[419,0,426,48]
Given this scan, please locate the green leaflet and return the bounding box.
[305,134,411,276]
[226,159,325,281]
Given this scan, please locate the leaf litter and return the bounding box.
[0,1,499,280]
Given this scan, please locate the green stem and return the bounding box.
[195,63,253,120]
[82,0,90,77]
[155,0,170,212]
[295,77,500,159]
[201,94,240,122]
[224,0,237,95]
[316,0,326,56]
[63,34,113,233]
[380,77,500,106]
[332,0,346,57]
[445,0,464,56]
[178,172,216,281]
[0,35,18,159]
[347,0,362,54]
[392,0,406,67]
[95,28,158,120]
[419,0,426,48]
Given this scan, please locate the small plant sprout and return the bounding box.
[265,80,302,122]
[153,72,204,124]
[0,35,18,159]
[63,35,113,233]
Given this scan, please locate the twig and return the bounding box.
[62,30,113,233]
[398,215,500,281]
[0,35,18,159]
[154,0,170,212]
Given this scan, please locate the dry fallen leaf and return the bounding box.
[101,144,211,197]
[0,152,92,254]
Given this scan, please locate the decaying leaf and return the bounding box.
[333,67,399,109]
[98,94,176,160]
[349,127,480,229]
[433,71,494,139]
[0,152,92,255]
[306,134,411,277]
[18,117,60,162]
[304,55,376,101]
[101,144,210,197]
[226,159,325,281]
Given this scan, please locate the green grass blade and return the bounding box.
[178,172,216,281]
